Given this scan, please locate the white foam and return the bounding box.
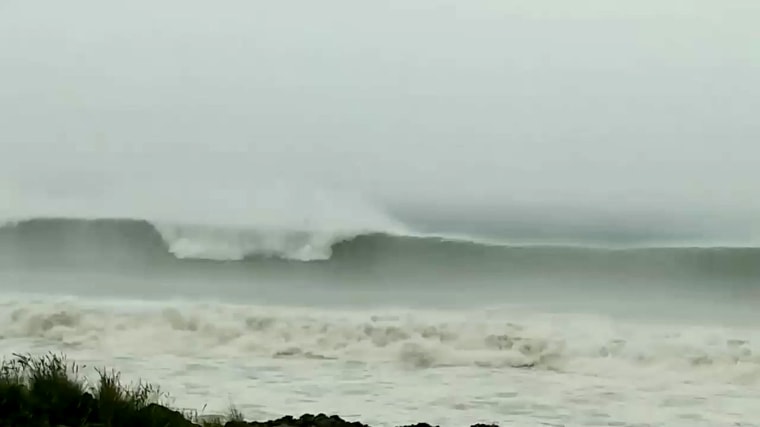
[1,295,758,383]
[3,294,760,426]
[152,223,359,261]
[0,174,423,262]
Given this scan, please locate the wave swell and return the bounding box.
[0,217,383,262]
[2,217,760,282]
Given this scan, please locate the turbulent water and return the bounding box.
[1,215,760,426]
[2,1,760,424]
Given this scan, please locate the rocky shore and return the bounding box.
[0,353,498,427]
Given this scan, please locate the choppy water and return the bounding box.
[1,218,760,426]
[2,291,760,426]
[3,0,760,424]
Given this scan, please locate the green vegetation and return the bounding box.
[0,352,245,427]
[0,352,497,427]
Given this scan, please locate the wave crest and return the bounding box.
[3,217,760,285]
[0,216,401,262]
[0,181,409,262]
[153,223,366,261]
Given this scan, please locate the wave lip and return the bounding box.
[153,222,369,261]
[0,216,406,263]
[3,217,760,284]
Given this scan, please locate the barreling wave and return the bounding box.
[2,216,760,281]
[0,216,392,262]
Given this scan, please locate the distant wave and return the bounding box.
[2,217,760,281]
[0,216,393,262]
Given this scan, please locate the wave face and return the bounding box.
[2,217,760,283]
[0,217,376,263]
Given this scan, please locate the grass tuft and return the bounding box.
[93,366,166,425]
[0,352,192,427]
[0,352,401,427]
[226,404,245,422]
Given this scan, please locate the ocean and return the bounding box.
[2,1,760,425]
[1,216,759,426]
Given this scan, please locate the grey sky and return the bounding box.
[1,1,759,238]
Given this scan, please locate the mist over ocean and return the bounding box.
[2,1,760,426]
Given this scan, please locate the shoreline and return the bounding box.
[0,352,498,427]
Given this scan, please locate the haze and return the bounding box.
[1,1,758,241]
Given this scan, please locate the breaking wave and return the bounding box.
[2,217,760,282]
[0,216,397,262]
[2,297,758,382]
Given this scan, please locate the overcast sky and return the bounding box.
[1,1,759,237]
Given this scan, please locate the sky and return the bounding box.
[1,1,759,239]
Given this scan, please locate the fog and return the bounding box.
[1,1,759,240]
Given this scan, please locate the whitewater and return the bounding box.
[1,202,760,427]
[2,0,760,424]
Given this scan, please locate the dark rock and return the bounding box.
[136,403,198,427]
[225,413,370,427]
